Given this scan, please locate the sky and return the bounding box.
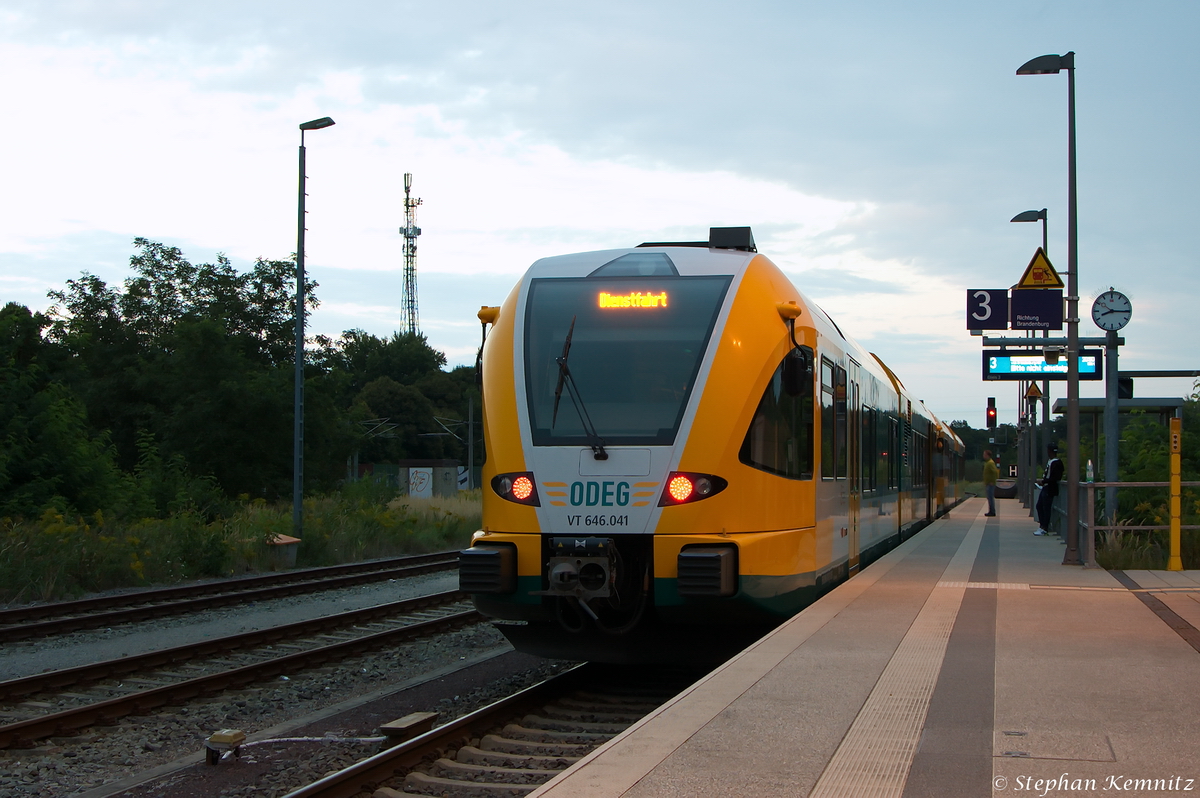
[1,0,1197,429]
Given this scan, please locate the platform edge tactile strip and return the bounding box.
[526,510,965,798]
[808,514,986,798]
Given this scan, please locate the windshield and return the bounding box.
[525,274,731,446]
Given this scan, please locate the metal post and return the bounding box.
[1024,384,1032,507]
[1169,414,1183,571]
[1040,213,1051,483]
[467,394,475,491]
[1027,396,1038,509]
[1104,330,1119,525]
[292,117,335,539]
[1063,52,1082,565]
[294,136,307,538]
[1085,480,1097,567]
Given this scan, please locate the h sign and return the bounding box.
[967,289,1009,330]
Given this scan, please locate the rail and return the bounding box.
[0,600,481,749]
[0,551,459,642]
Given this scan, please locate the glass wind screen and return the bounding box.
[524,275,731,446]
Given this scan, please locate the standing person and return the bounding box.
[982,450,999,516]
[1035,444,1064,536]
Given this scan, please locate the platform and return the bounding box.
[531,497,1200,797]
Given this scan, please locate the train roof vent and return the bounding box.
[708,226,756,252]
[590,252,679,277]
[636,226,757,252]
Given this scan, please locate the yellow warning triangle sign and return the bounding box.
[1026,383,1043,399]
[1015,247,1064,289]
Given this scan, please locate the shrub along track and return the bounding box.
[280,663,707,798]
[0,551,460,643]
[0,590,479,749]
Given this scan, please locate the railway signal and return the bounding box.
[986,397,997,429]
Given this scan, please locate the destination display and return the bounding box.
[983,350,1103,381]
[598,291,670,308]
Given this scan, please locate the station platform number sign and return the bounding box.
[967,289,1009,330]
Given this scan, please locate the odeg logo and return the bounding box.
[569,481,631,507]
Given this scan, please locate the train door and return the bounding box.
[848,360,861,574]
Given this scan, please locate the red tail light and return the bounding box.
[492,472,541,506]
[659,472,728,506]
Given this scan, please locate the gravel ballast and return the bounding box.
[0,571,575,797]
[0,572,459,682]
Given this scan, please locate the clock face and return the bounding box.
[1091,291,1132,331]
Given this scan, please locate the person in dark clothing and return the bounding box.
[1035,444,1063,535]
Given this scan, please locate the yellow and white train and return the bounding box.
[460,227,964,662]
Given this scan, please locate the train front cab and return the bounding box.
[463,246,961,662]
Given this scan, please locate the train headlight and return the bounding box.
[492,472,541,506]
[659,472,728,506]
[668,475,693,502]
[511,476,534,501]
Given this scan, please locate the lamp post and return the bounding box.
[294,116,336,538]
[1010,208,1047,254]
[1011,208,1051,506]
[1017,52,1081,565]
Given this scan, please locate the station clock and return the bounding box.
[1090,290,1132,331]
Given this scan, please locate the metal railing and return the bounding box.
[1044,481,1200,568]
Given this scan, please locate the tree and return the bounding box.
[0,304,128,516]
[317,330,447,394]
[41,240,338,498]
[355,376,445,460]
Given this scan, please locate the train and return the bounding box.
[459,227,964,662]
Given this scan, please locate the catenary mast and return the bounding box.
[400,173,422,335]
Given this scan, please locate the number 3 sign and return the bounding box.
[967,289,1009,330]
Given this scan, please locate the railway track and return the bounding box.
[280,663,704,798]
[0,550,459,643]
[0,590,481,749]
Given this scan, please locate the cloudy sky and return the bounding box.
[2,0,1196,428]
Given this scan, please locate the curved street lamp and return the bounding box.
[294,116,336,538]
[1010,208,1048,254]
[1017,52,1081,565]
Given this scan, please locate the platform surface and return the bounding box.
[531,497,1200,798]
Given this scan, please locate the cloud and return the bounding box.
[2,0,1198,429]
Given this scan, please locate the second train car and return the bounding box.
[460,227,964,662]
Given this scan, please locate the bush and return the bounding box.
[1096,528,1199,571]
[0,509,234,603]
[0,489,481,605]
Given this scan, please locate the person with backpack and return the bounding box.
[1035,444,1064,536]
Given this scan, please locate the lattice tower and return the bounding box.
[400,172,423,335]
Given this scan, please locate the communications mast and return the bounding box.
[400,173,422,335]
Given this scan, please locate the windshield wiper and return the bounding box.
[551,315,608,460]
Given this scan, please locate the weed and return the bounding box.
[0,489,480,604]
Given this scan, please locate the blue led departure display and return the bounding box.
[983,350,1102,381]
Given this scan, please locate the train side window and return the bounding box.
[820,359,835,479]
[913,431,928,488]
[834,365,847,479]
[887,416,898,489]
[740,348,815,479]
[875,409,889,491]
[862,407,876,491]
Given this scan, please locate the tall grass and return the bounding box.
[0,489,481,605]
[1095,528,1199,571]
[1094,489,1199,570]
